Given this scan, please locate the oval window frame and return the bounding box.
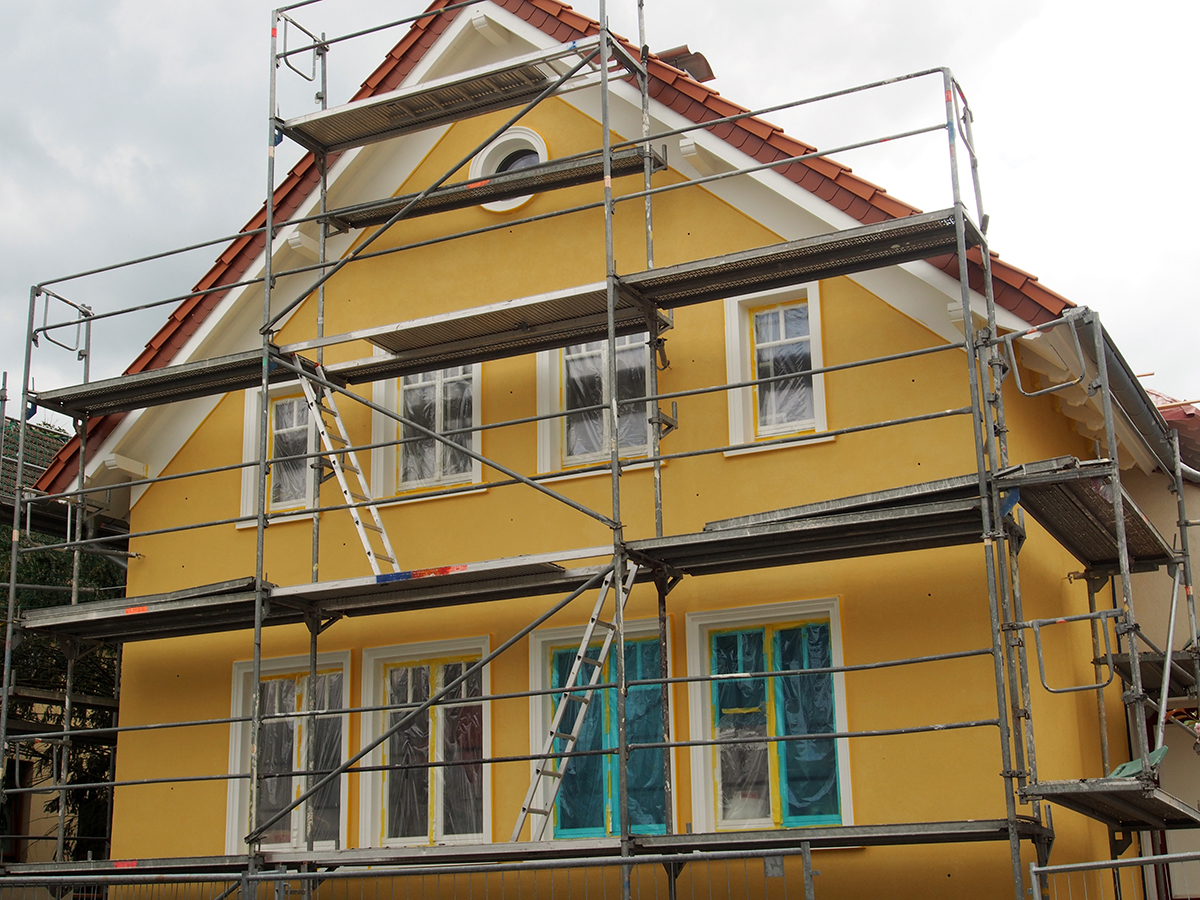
[468,126,548,213]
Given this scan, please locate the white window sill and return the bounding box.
[723,433,835,458]
[235,510,318,529]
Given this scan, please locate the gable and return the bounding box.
[36,0,1079,500]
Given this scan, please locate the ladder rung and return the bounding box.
[361,522,384,533]
[316,404,335,416]
[537,767,564,779]
[372,552,396,564]
[326,434,347,445]
[350,491,370,501]
[580,656,603,667]
[341,463,361,474]
[563,693,590,705]
[551,731,574,741]
[592,619,616,631]
[524,807,552,817]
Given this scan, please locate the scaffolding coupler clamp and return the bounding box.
[651,403,678,440]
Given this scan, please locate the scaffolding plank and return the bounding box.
[308,283,667,383]
[1006,467,1175,571]
[1024,779,1200,830]
[631,496,985,577]
[33,348,319,417]
[330,146,665,228]
[620,208,981,308]
[1108,652,1198,705]
[280,40,605,154]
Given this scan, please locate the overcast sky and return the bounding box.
[2,0,1197,429]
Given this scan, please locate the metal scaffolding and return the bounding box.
[2,1,1197,898]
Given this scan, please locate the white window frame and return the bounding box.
[685,599,852,834]
[724,284,828,456]
[360,636,492,847]
[240,387,318,521]
[535,334,653,474]
[527,617,676,841]
[225,651,351,854]
[370,362,483,498]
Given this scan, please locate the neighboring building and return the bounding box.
[5,1,1198,897]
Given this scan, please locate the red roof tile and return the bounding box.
[37,0,1075,494]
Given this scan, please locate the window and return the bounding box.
[686,600,851,833]
[370,363,482,498]
[361,639,491,846]
[725,285,827,451]
[529,621,671,839]
[269,396,312,508]
[468,126,547,212]
[399,366,474,488]
[240,389,316,519]
[536,334,653,472]
[227,653,349,853]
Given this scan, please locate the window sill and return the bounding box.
[722,432,835,458]
[235,511,319,530]
[375,485,488,508]
[539,460,661,485]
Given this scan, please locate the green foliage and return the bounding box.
[1,526,125,860]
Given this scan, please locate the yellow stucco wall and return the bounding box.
[109,99,1118,895]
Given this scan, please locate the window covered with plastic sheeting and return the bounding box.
[549,637,665,837]
[562,334,650,463]
[708,621,839,829]
[752,302,813,436]
[269,396,311,508]
[251,670,345,847]
[399,366,474,488]
[382,657,484,843]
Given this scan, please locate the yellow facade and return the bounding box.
[109,98,1121,896]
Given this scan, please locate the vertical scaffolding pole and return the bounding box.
[941,69,1023,898]
[54,642,76,861]
[1091,318,1151,772]
[247,5,283,864]
[1172,432,1199,694]
[1087,577,1112,775]
[309,38,329,590]
[0,288,41,810]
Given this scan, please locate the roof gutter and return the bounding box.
[1076,312,1200,486]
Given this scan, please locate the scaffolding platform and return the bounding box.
[1023,779,1200,830]
[620,208,981,309]
[1108,652,1199,707]
[998,458,1176,573]
[327,145,665,229]
[32,347,323,417]
[279,38,619,154]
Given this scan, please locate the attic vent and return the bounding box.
[468,126,548,213]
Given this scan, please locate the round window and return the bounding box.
[469,127,548,212]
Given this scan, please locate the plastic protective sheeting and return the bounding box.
[440,662,484,837]
[564,335,650,460]
[623,640,666,831]
[551,639,666,836]
[270,398,309,505]
[387,665,431,839]
[712,631,770,822]
[255,671,343,845]
[777,625,838,821]
[753,304,813,431]
[551,648,606,833]
[400,367,473,485]
[257,679,296,845]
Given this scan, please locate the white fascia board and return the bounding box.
[562,79,1028,343]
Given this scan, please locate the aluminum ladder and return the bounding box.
[299,369,400,576]
[511,561,640,841]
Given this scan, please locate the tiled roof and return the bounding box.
[2,417,69,503]
[1149,391,1200,471]
[37,0,1074,494]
